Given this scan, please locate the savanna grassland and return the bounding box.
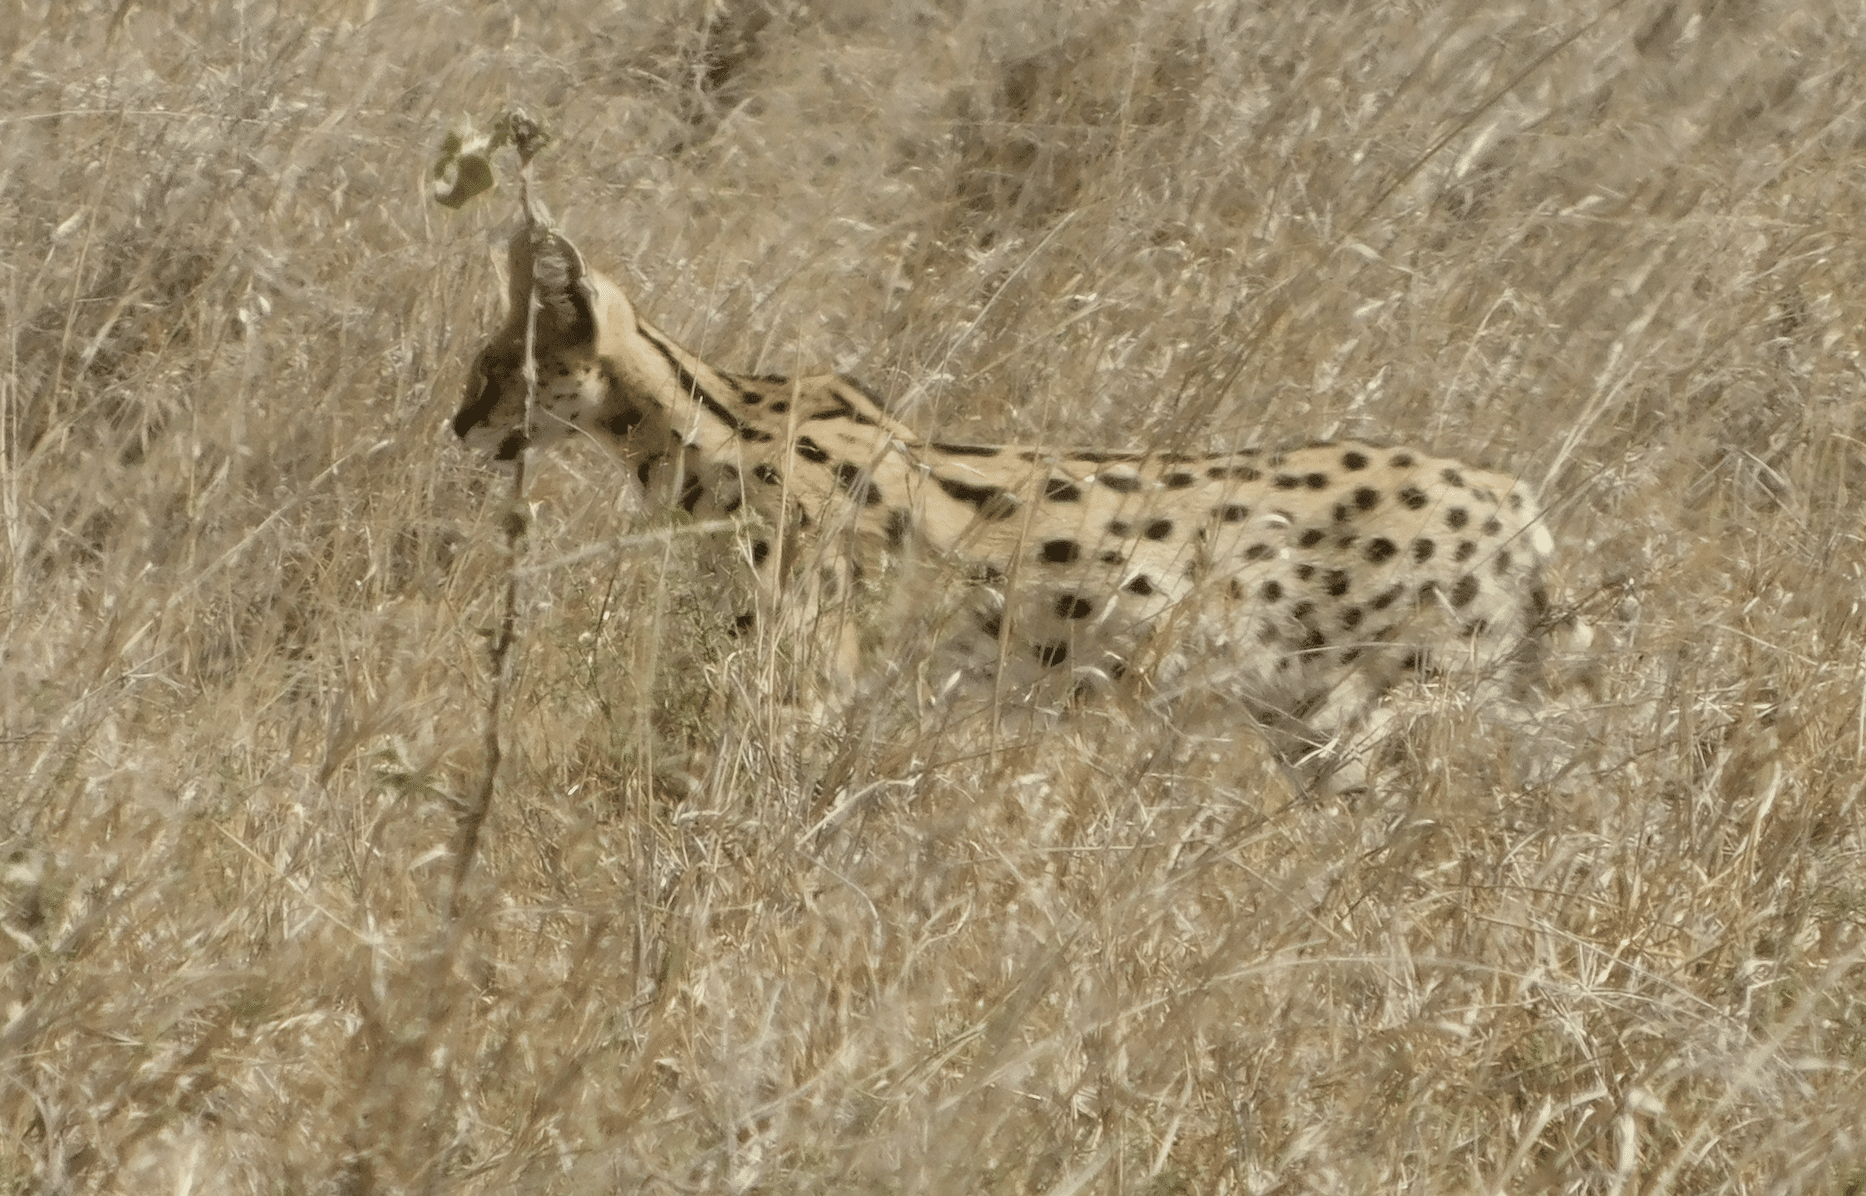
[5,1,1866,1191]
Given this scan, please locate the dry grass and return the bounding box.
[4,0,1866,1191]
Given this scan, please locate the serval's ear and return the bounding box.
[503,223,597,351]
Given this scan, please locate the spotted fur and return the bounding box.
[454,215,1567,773]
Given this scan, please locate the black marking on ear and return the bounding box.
[1044,479,1083,502]
[937,476,1019,520]
[933,442,1002,457]
[796,438,831,464]
[833,462,883,506]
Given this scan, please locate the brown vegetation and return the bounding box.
[3,0,1863,1191]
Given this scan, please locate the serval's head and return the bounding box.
[452,225,646,461]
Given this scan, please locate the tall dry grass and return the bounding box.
[3,0,1864,1191]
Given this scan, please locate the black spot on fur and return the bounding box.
[751,539,771,567]
[1451,575,1481,607]
[1220,504,1250,523]
[1035,641,1070,666]
[1294,564,1315,581]
[1098,550,1125,565]
[1446,507,1470,530]
[1097,474,1142,494]
[1484,516,1504,535]
[1108,519,1133,537]
[1341,607,1363,629]
[1370,584,1403,610]
[753,463,783,486]
[1353,487,1380,512]
[1039,539,1081,564]
[1291,600,1315,621]
[1245,543,1274,561]
[1390,452,1415,468]
[1045,478,1084,502]
[1412,538,1435,562]
[1144,518,1174,540]
[733,612,756,634]
[978,613,1002,638]
[1323,569,1351,597]
[885,508,912,550]
[796,437,831,464]
[679,475,705,513]
[1124,575,1155,596]
[1455,541,1478,562]
[1273,474,1302,489]
[933,442,1002,457]
[1262,580,1284,603]
[832,462,882,506]
[1364,537,1398,564]
[1165,471,1196,489]
[1442,468,1466,487]
[1399,486,1429,510]
[1342,450,1369,470]
[1495,549,1513,575]
[1304,472,1329,489]
[1055,595,1095,620]
[1210,464,1264,482]
[598,405,645,437]
[937,476,1019,519]
[1298,528,1326,548]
